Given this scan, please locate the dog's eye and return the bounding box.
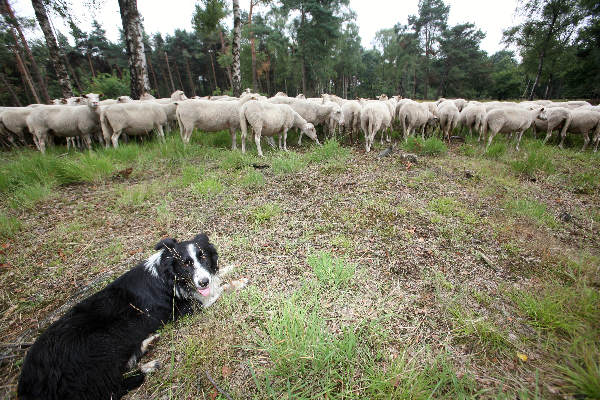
[197,250,204,259]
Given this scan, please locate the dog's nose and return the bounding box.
[198,278,209,288]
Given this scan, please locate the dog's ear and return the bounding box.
[192,233,209,244]
[155,238,178,251]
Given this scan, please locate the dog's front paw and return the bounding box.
[230,277,249,290]
[140,360,161,374]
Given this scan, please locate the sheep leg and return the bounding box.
[559,130,566,149]
[485,130,496,151]
[582,132,589,151]
[254,127,263,157]
[543,128,552,144]
[515,130,525,151]
[297,128,303,146]
[156,124,165,143]
[111,129,123,148]
[84,135,92,151]
[230,127,237,150]
[278,133,282,149]
[34,129,47,154]
[283,128,289,151]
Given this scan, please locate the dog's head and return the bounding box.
[146,234,218,300]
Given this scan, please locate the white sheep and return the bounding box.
[176,96,258,148]
[170,90,188,101]
[100,102,167,148]
[26,93,102,153]
[399,102,438,140]
[359,99,391,152]
[484,106,546,151]
[239,101,319,157]
[557,109,600,151]
[532,107,572,144]
[459,103,487,141]
[437,100,460,141]
[341,100,362,143]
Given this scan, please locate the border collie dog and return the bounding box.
[18,233,242,400]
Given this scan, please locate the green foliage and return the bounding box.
[510,146,555,177]
[271,152,306,174]
[239,168,265,189]
[504,198,558,228]
[191,177,223,198]
[85,73,130,99]
[308,251,355,289]
[304,139,349,163]
[402,137,447,156]
[485,143,507,159]
[0,212,21,239]
[249,202,281,225]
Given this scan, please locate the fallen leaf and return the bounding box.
[517,352,528,362]
[1,243,10,249]
[221,365,232,378]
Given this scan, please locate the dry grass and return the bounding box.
[0,130,598,399]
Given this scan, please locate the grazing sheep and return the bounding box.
[359,99,391,152]
[459,103,487,141]
[437,100,460,141]
[100,102,167,148]
[341,100,362,143]
[140,92,156,100]
[484,106,546,151]
[453,98,468,112]
[176,96,258,148]
[532,107,572,144]
[267,97,343,144]
[399,102,438,140]
[296,93,306,99]
[170,90,187,101]
[558,109,600,151]
[275,92,288,97]
[0,107,35,145]
[99,99,118,106]
[26,93,102,153]
[239,101,319,157]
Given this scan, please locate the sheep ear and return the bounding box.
[61,98,68,104]
[82,94,88,99]
[155,237,178,251]
[98,93,104,98]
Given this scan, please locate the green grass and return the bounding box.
[176,165,205,187]
[116,183,159,207]
[190,177,224,198]
[0,212,21,239]
[402,136,447,156]
[239,168,265,189]
[270,151,306,174]
[449,307,512,353]
[510,147,555,177]
[304,139,350,163]
[308,251,356,289]
[249,202,282,225]
[485,142,507,159]
[504,198,558,228]
[8,182,53,209]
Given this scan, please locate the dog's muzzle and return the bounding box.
[196,277,210,297]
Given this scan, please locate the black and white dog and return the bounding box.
[18,233,245,400]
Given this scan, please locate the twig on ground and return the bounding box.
[204,370,233,400]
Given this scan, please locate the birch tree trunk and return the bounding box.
[249,0,258,92]
[31,0,73,98]
[118,0,151,99]
[231,0,241,97]
[2,0,50,103]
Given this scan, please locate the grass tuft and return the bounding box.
[504,198,558,228]
[308,251,355,289]
[249,202,282,225]
[271,152,306,174]
[0,212,21,239]
[191,177,224,198]
[485,142,507,159]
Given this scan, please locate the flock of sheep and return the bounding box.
[1,89,599,155]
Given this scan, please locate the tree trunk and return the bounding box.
[174,61,184,91]
[13,46,41,103]
[164,51,175,93]
[529,12,558,101]
[146,51,161,97]
[218,30,233,90]
[87,52,96,78]
[0,73,23,106]
[521,78,530,99]
[118,0,151,99]
[2,0,50,103]
[249,0,258,92]
[31,0,73,98]
[231,0,241,97]
[300,7,307,96]
[185,57,196,96]
[209,50,218,92]
[412,64,417,99]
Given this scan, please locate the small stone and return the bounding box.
[559,211,572,222]
[401,153,418,163]
[464,170,474,179]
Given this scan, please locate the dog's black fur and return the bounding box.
[18,234,218,400]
